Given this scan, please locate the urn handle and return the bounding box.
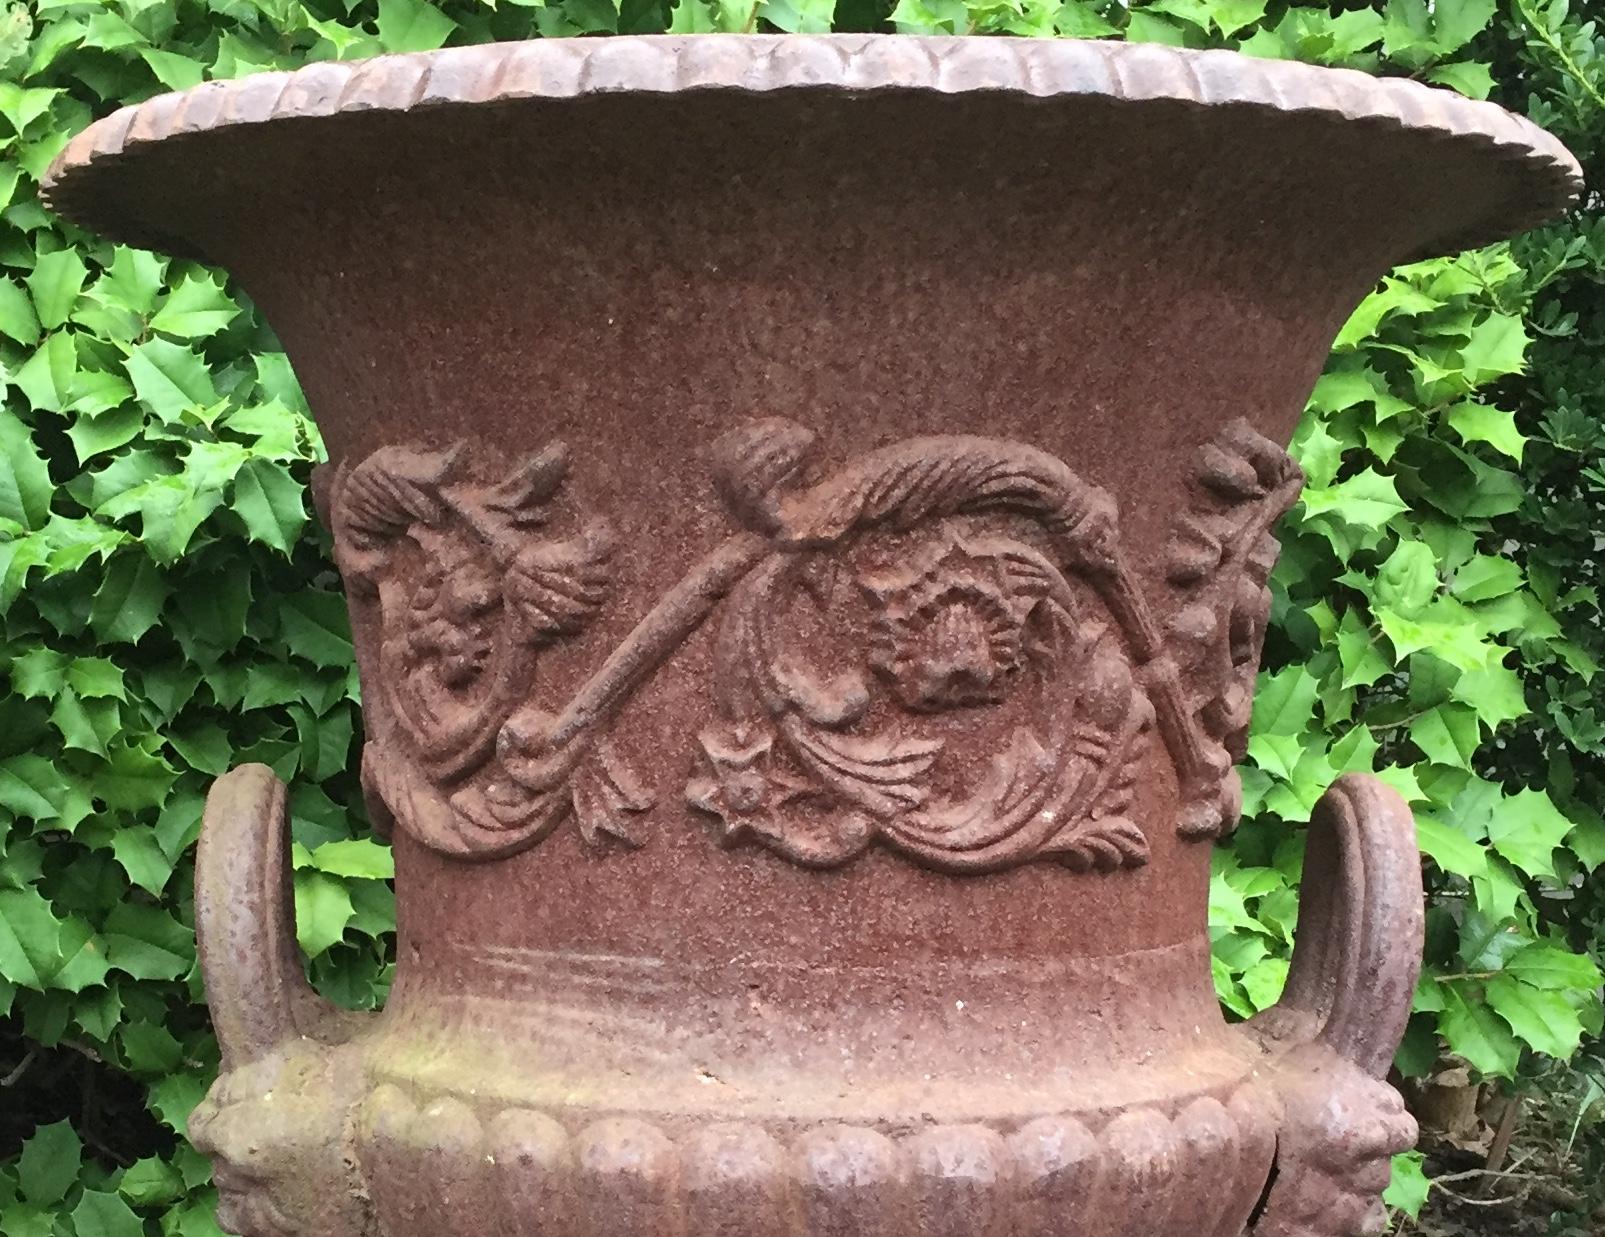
[196,764,371,1067]
[1240,776,1425,1235]
[1248,772,1424,1075]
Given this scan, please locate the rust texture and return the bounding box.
[45,33,1581,1237]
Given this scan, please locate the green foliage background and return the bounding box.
[0,0,1601,1232]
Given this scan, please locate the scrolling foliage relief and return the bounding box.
[329,416,1301,872]
[331,443,652,861]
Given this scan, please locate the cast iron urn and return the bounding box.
[43,33,1582,1237]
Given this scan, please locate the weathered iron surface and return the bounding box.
[45,33,1581,1237]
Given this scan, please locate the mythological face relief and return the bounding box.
[403,546,499,692]
[329,416,1301,871]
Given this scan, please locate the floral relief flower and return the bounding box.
[685,722,784,842]
[860,533,1040,713]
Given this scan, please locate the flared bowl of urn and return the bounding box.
[45,33,1579,1237]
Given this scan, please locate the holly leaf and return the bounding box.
[220,400,308,461]
[0,412,53,530]
[1334,276,1438,348]
[375,0,457,51]
[1383,1151,1432,1219]
[1486,974,1585,1058]
[66,405,145,462]
[103,904,192,981]
[51,687,121,757]
[1505,943,1603,992]
[668,0,719,29]
[1301,467,1409,529]
[13,332,78,413]
[79,10,143,52]
[52,918,108,992]
[1450,555,1523,603]
[25,249,88,330]
[9,648,67,698]
[1336,610,1392,689]
[68,657,126,700]
[0,887,63,990]
[122,338,219,423]
[0,1206,53,1237]
[169,560,250,664]
[294,871,354,956]
[1329,723,1380,774]
[1204,0,1268,36]
[168,723,233,777]
[241,661,304,711]
[1486,787,1574,879]
[1376,606,1496,673]
[17,1120,81,1205]
[1240,955,1289,1010]
[88,553,167,643]
[1374,539,1439,615]
[290,703,354,781]
[118,1157,183,1208]
[0,277,41,344]
[139,48,205,91]
[308,838,394,879]
[1449,664,1529,729]
[155,792,205,859]
[120,1020,183,1073]
[72,1189,144,1237]
[1565,812,1605,872]
[1410,704,1481,767]
[1055,0,1118,35]
[149,272,240,339]
[1252,665,1319,736]
[1432,0,1497,52]
[232,457,308,553]
[73,986,123,1043]
[96,247,166,318]
[97,740,178,813]
[1459,312,1529,382]
[1428,60,1495,98]
[1446,402,1525,461]
[277,590,354,668]
[1440,984,1521,1077]
[1291,418,1344,489]
[1414,813,1488,878]
[146,1069,211,1133]
[0,754,62,822]
[111,825,177,895]
[1471,858,1526,928]
[759,0,835,31]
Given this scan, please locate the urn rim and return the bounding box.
[41,33,1581,260]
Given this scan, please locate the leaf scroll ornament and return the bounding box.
[330,441,649,859]
[685,418,1156,874]
[1158,419,1305,840]
[331,416,1298,869]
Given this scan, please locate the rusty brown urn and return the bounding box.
[45,33,1580,1237]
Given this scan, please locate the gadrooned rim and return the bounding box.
[41,34,1584,258]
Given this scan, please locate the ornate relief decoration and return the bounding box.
[192,1068,1290,1237]
[1158,423,1305,839]
[331,416,1300,868]
[685,419,1156,872]
[330,443,652,860]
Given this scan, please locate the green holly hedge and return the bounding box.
[1,0,1601,1233]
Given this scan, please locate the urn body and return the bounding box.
[42,33,1581,1237]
